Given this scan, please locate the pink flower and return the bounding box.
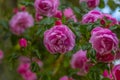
[59,76,74,80]
[89,27,119,54]
[0,50,3,60]
[22,70,37,80]
[87,0,100,8]
[63,8,77,22]
[103,13,118,26]
[80,0,100,8]
[54,10,62,19]
[103,70,113,79]
[70,50,90,75]
[112,64,120,80]
[19,38,27,48]
[17,56,37,80]
[9,11,34,35]
[44,24,75,54]
[71,50,87,69]
[34,0,59,17]
[81,10,102,24]
[17,63,30,74]
[35,13,43,21]
[96,53,115,63]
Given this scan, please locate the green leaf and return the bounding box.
[102,78,110,80]
[98,0,105,9]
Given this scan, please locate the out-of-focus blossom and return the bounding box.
[63,8,77,22]
[19,38,27,48]
[34,0,59,17]
[9,11,34,35]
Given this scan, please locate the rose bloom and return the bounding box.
[63,8,77,22]
[44,24,75,54]
[81,10,102,24]
[9,11,34,35]
[59,76,74,80]
[17,56,37,80]
[0,50,3,60]
[112,64,120,80]
[80,0,100,8]
[89,27,119,54]
[34,0,59,17]
[103,13,118,26]
[70,50,91,75]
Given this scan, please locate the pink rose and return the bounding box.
[17,56,37,80]
[22,70,37,80]
[35,13,43,21]
[89,27,119,54]
[87,0,100,8]
[44,24,75,54]
[70,50,91,75]
[103,13,118,26]
[54,10,62,19]
[17,63,30,74]
[59,76,74,80]
[103,70,113,79]
[19,38,27,48]
[71,50,87,69]
[0,50,3,60]
[96,53,115,63]
[34,0,59,17]
[81,10,102,24]
[112,64,120,80]
[80,0,100,8]
[63,8,77,22]
[9,11,34,35]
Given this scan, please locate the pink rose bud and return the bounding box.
[54,10,62,19]
[112,64,120,80]
[63,8,77,22]
[19,38,27,48]
[13,8,18,14]
[59,76,74,80]
[89,27,119,54]
[21,6,26,11]
[9,11,34,35]
[34,0,60,17]
[35,13,43,21]
[44,24,75,54]
[55,20,62,25]
[100,19,106,25]
[103,70,113,79]
[0,50,4,60]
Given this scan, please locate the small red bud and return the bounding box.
[55,20,62,25]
